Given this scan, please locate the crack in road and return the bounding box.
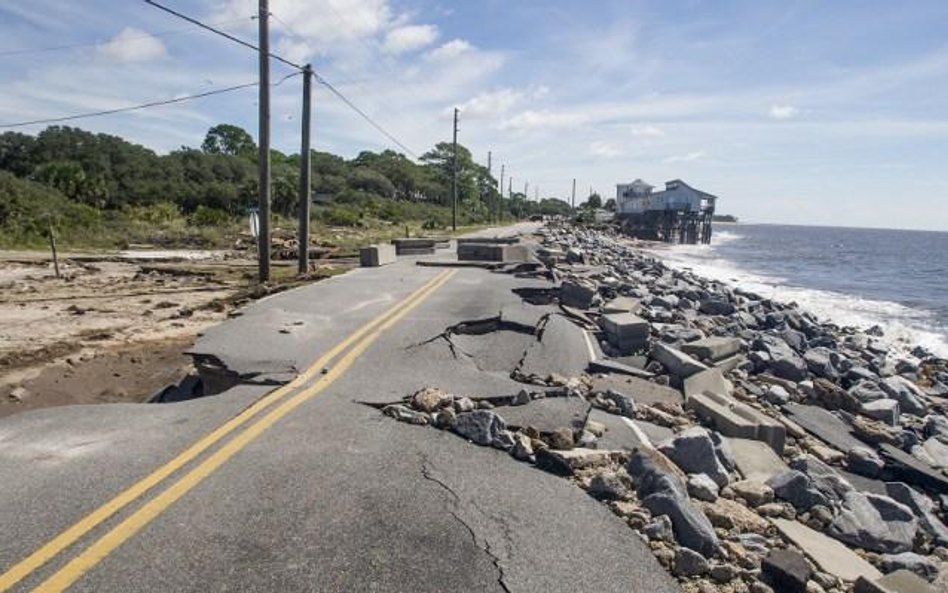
[418,454,513,593]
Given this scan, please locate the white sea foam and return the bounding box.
[644,234,948,359]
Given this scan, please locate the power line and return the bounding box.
[0,72,300,129]
[0,17,255,58]
[144,0,302,71]
[269,11,420,159]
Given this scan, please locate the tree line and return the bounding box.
[0,124,575,231]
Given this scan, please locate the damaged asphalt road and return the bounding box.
[0,225,679,593]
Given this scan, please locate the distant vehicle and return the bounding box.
[529,214,544,221]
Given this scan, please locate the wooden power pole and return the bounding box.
[297,64,313,274]
[486,150,492,224]
[257,0,271,283]
[499,164,505,223]
[452,107,459,231]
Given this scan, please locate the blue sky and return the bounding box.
[1,0,947,230]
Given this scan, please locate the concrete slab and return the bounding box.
[772,518,883,583]
[680,337,742,362]
[652,342,709,378]
[602,296,641,314]
[687,390,786,453]
[601,313,650,354]
[359,243,397,267]
[589,374,683,407]
[879,443,948,492]
[855,570,938,593]
[457,243,530,263]
[517,314,592,380]
[588,408,659,451]
[588,359,655,379]
[684,368,732,400]
[497,397,591,433]
[727,437,790,481]
[784,404,866,453]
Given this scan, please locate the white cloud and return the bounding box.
[426,39,473,61]
[455,88,524,118]
[769,104,799,120]
[383,24,439,54]
[589,141,622,158]
[500,109,589,131]
[630,124,665,138]
[663,151,706,163]
[97,28,167,63]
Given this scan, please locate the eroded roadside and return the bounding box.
[0,251,346,417]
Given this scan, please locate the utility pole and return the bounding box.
[257,0,271,283]
[451,107,459,231]
[571,178,576,213]
[486,150,492,224]
[499,164,505,223]
[524,181,528,200]
[297,64,313,274]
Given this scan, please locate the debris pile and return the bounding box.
[378,223,948,593]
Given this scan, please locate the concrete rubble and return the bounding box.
[375,223,948,593]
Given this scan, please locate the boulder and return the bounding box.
[698,498,770,533]
[850,380,890,403]
[767,470,830,511]
[560,279,598,309]
[587,471,632,501]
[847,446,885,478]
[673,547,709,577]
[885,482,948,547]
[828,491,918,553]
[861,399,900,426]
[878,552,940,582]
[881,376,929,417]
[410,386,453,412]
[804,347,840,380]
[754,335,808,381]
[453,410,512,449]
[382,404,430,425]
[762,549,812,593]
[535,447,619,476]
[680,337,742,362]
[731,479,775,507]
[628,450,719,557]
[699,297,736,316]
[658,427,731,487]
[687,473,720,502]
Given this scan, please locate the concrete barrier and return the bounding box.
[391,238,437,255]
[686,389,786,453]
[601,312,650,354]
[359,243,397,267]
[457,243,530,262]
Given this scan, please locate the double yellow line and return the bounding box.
[0,269,457,593]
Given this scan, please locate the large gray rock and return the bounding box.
[699,297,736,316]
[828,491,918,553]
[658,427,731,487]
[850,380,890,403]
[861,398,900,426]
[453,410,512,449]
[881,376,929,417]
[804,347,840,380]
[652,342,709,378]
[628,451,719,557]
[762,549,812,593]
[687,473,720,502]
[559,279,598,309]
[754,335,808,381]
[885,482,948,546]
[767,470,830,511]
[879,552,940,582]
[848,446,885,478]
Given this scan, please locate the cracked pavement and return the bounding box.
[0,224,679,593]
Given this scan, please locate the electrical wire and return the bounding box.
[0,72,300,129]
[0,17,255,58]
[269,12,420,159]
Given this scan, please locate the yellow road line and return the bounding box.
[0,269,453,593]
[33,269,457,593]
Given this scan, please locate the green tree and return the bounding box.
[604,197,616,211]
[201,124,256,157]
[584,193,603,209]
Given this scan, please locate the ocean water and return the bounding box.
[648,224,948,358]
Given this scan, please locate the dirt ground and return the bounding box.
[0,250,345,418]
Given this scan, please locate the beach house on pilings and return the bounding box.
[615,178,717,244]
